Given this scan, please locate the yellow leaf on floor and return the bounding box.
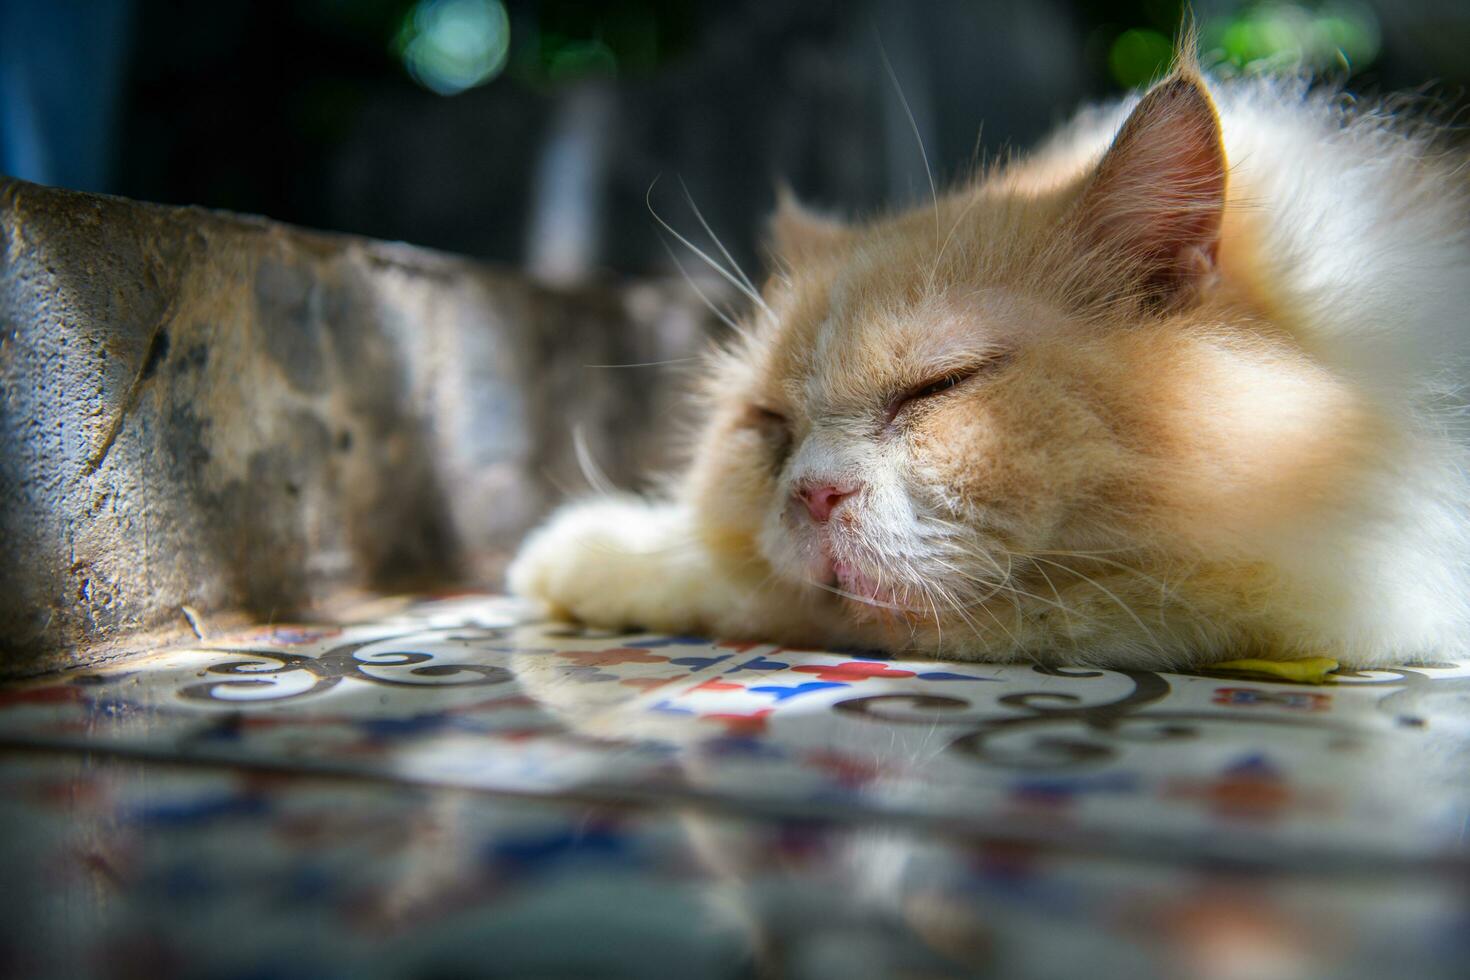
[1208,657,1341,684]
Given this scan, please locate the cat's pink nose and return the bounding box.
[798,480,859,522]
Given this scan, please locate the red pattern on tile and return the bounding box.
[556,649,670,667]
[692,679,744,692]
[702,709,773,736]
[791,662,917,682]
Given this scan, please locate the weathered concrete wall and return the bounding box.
[0,178,713,676]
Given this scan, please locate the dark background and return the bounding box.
[3,0,1467,285]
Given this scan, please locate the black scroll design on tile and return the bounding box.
[952,707,1366,770]
[954,668,1180,768]
[1192,661,1463,730]
[834,666,1163,724]
[178,637,513,704]
[1374,674,1470,729]
[1189,662,1458,688]
[1323,664,1458,686]
[836,665,1363,770]
[834,667,1170,768]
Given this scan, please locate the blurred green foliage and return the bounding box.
[1109,27,1174,87]
[1203,2,1379,75]
[1077,0,1381,91]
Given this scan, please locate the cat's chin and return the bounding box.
[830,559,902,607]
[816,560,932,627]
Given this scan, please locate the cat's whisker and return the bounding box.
[571,425,620,498]
[970,568,1088,631]
[938,586,1007,653]
[922,582,950,652]
[896,580,924,646]
[806,578,910,612]
[942,575,1067,647]
[926,556,1015,609]
[875,35,940,249]
[657,237,747,337]
[948,578,1021,647]
[987,579,1075,615]
[932,537,1011,582]
[905,573,933,647]
[584,357,704,369]
[646,178,775,322]
[678,176,764,309]
[1026,546,1149,558]
[922,585,943,655]
[927,189,985,292]
[991,577,1025,621]
[1024,553,1158,647]
[1023,549,1199,620]
[1029,559,1076,635]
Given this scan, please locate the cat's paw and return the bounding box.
[507,498,714,633]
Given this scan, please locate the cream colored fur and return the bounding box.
[510,66,1470,670]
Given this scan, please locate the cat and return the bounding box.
[509,50,1470,671]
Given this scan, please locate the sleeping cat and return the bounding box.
[509,54,1470,670]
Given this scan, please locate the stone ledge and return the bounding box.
[0,178,712,675]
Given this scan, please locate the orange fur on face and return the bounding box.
[512,61,1470,669]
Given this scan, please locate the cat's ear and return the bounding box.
[1073,71,1226,307]
[767,183,848,264]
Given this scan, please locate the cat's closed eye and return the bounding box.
[909,373,968,400]
[886,354,1011,422]
[746,405,792,467]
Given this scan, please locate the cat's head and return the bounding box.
[686,71,1371,662]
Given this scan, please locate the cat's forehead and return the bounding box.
[762,262,1038,411]
[763,238,929,358]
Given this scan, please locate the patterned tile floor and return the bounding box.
[2,593,1468,978]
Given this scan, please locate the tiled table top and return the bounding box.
[3,592,1469,978]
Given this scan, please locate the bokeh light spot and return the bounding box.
[396,0,510,96]
[1109,28,1174,89]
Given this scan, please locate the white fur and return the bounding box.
[1217,79,1470,664]
[507,498,733,634]
[1040,78,1470,385]
[507,495,845,643]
